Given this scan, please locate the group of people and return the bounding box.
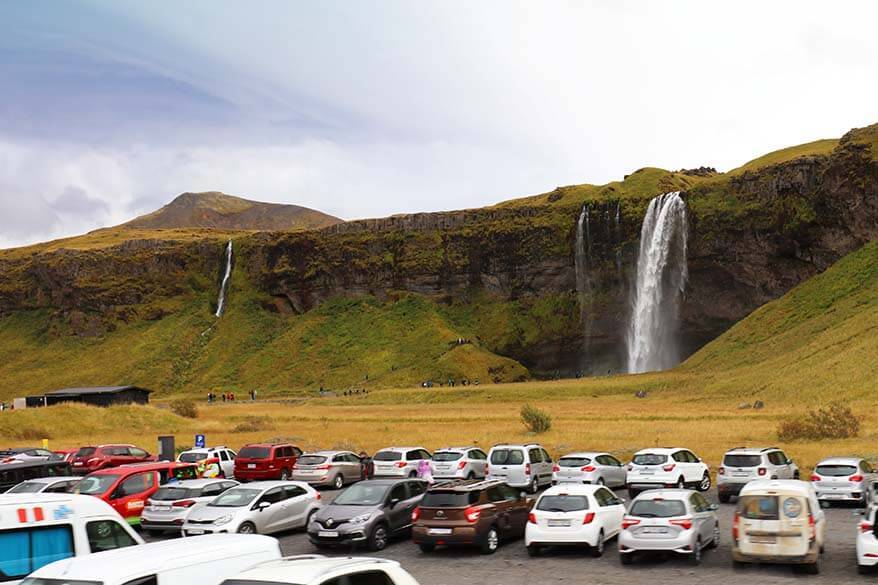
[420,378,479,388]
[206,389,258,404]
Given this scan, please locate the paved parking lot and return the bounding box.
[148,489,868,584]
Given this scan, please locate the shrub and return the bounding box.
[233,416,269,433]
[170,399,198,419]
[777,402,860,441]
[521,403,552,434]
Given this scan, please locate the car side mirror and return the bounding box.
[255,501,271,511]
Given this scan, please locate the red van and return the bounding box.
[76,461,198,524]
[234,443,301,481]
[70,444,155,474]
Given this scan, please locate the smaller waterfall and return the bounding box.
[574,205,594,372]
[614,202,623,282]
[215,240,233,317]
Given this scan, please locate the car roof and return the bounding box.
[559,451,608,458]
[231,480,311,490]
[181,446,229,453]
[303,450,352,457]
[155,478,232,488]
[375,447,428,452]
[816,456,863,465]
[633,447,686,455]
[740,479,815,495]
[90,461,194,474]
[242,442,292,447]
[724,447,777,455]
[490,444,543,450]
[349,478,414,487]
[428,479,504,492]
[232,555,402,584]
[17,476,81,484]
[632,489,695,500]
[434,446,481,452]
[540,484,606,496]
[0,493,121,518]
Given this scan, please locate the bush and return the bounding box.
[233,416,269,433]
[170,399,198,419]
[521,403,552,434]
[777,402,860,441]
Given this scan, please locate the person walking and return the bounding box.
[417,458,434,484]
[359,451,373,480]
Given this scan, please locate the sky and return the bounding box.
[1,1,876,248]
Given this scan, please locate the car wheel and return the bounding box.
[689,538,702,565]
[333,474,344,490]
[418,542,436,553]
[793,471,800,480]
[467,471,476,480]
[408,470,418,478]
[237,522,257,535]
[859,565,872,575]
[529,477,540,494]
[708,523,720,549]
[799,559,820,575]
[313,542,331,550]
[732,560,747,571]
[368,522,389,551]
[280,469,290,481]
[620,552,633,565]
[596,477,605,486]
[591,530,605,557]
[676,477,686,489]
[699,473,711,492]
[718,493,731,504]
[305,509,317,529]
[480,526,500,554]
[627,487,639,499]
[526,544,541,557]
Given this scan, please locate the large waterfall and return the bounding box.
[215,240,233,317]
[626,192,689,373]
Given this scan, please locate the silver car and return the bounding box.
[182,480,321,536]
[431,447,488,480]
[141,478,239,534]
[292,451,363,489]
[487,444,554,493]
[553,452,627,487]
[6,476,81,494]
[811,457,878,506]
[619,489,720,566]
[371,447,432,479]
[0,448,63,464]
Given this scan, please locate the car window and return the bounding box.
[490,449,524,465]
[117,472,155,497]
[259,487,284,505]
[319,570,395,585]
[498,484,520,501]
[406,450,421,461]
[739,495,780,520]
[470,450,487,460]
[86,520,138,553]
[632,453,667,465]
[0,525,74,579]
[630,498,687,517]
[284,485,307,499]
[420,449,432,460]
[487,487,505,503]
[407,481,427,497]
[122,576,157,585]
[596,488,616,506]
[537,494,589,512]
[606,455,622,466]
[219,451,230,462]
[201,483,225,498]
[528,449,543,464]
[373,451,402,462]
[388,483,407,503]
[47,480,75,494]
[540,449,553,463]
[129,448,148,458]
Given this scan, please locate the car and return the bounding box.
[23,534,281,585]
[234,443,302,482]
[308,478,427,551]
[222,555,422,585]
[526,483,625,557]
[69,444,154,474]
[487,444,554,493]
[6,475,81,494]
[140,478,239,534]
[0,448,64,464]
[857,504,878,574]
[626,448,711,498]
[0,493,143,583]
[717,447,799,503]
[292,450,364,489]
[619,489,720,566]
[53,449,78,463]
[430,446,488,480]
[412,479,533,555]
[182,480,321,536]
[732,479,826,574]
[0,460,74,493]
[552,451,627,487]
[178,446,237,478]
[371,447,432,479]
[810,456,877,506]
[76,461,199,524]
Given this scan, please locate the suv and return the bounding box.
[178,446,237,478]
[553,451,627,487]
[431,447,488,480]
[371,447,432,478]
[718,447,799,503]
[412,479,532,554]
[487,444,553,493]
[626,448,710,498]
[234,443,301,482]
[70,444,154,474]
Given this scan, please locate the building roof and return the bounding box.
[45,385,151,396]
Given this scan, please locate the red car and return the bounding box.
[76,461,198,524]
[234,443,301,481]
[70,444,155,474]
[53,448,78,463]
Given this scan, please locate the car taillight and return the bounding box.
[662,464,675,472]
[458,461,467,470]
[851,474,865,482]
[395,461,407,468]
[464,506,481,523]
[412,506,421,522]
[552,465,560,473]
[316,464,330,470]
[87,458,99,465]
[808,513,816,541]
[810,474,820,481]
[172,499,196,508]
[582,465,596,472]
[861,521,873,533]
[292,463,299,470]
[583,512,595,524]
[525,463,531,476]
[528,512,537,524]
[718,466,725,475]
[622,517,640,530]
[316,492,322,500]
[732,512,740,540]
[670,518,692,530]
[758,467,767,476]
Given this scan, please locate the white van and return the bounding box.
[487,444,554,493]
[22,534,281,585]
[732,480,826,574]
[0,493,143,583]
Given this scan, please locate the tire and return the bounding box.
[313,542,331,550]
[467,471,476,480]
[620,552,633,565]
[526,544,541,557]
[591,530,605,557]
[793,471,800,480]
[676,477,686,489]
[708,523,720,549]
[699,473,712,492]
[732,560,747,571]
[237,522,257,535]
[689,538,702,566]
[627,487,639,499]
[529,477,540,494]
[408,470,418,478]
[368,522,389,551]
[279,469,290,481]
[332,474,344,490]
[596,477,605,486]
[418,542,436,553]
[799,559,820,575]
[859,565,872,575]
[718,493,731,504]
[305,509,317,529]
[480,526,500,554]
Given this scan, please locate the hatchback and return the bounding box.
[292,450,364,489]
[7,475,81,494]
[431,447,488,480]
[626,448,711,498]
[222,556,422,585]
[70,444,154,474]
[234,443,302,482]
[718,447,799,503]
[140,478,239,534]
[553,452,627,487]
[619,489,720,565]
[526,483,625,557]
[0,448,64,464]
[487,444,553,493]
[371,447,432,479]
[811,456,877,506]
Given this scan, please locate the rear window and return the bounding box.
[373,451,403,462]
[432,452,464,462]
[632,453,667,466]
[723,454,762,467]
[75,447,96,458]
[238,446,271,459]
[490,449,525,465]
[152,486,195,501]
[559,457,591,468]
[815,464,858,477]
[629,498,686,518]
[536,494,589,512]
[738,495,779,520]
[421,491,480,507]
[7,482,45,494]
[179,452,208,462]
[298,455,328,466]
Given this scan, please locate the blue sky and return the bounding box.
[1,1,876,247]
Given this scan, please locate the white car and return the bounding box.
[717,447,799,503]
[6,475,81,494]
[372,447,432,479]
[858,505,878,574]
[626,448,711,497]
[221,555,421,585]
[141,478,239,534]
[526,484,625,557]
[182,481,321,536]
[553,452,627,487]
[811,456,877,506]
[178,446,237,478]
[431,446,488,480]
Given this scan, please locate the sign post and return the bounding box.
[195,434,205,449]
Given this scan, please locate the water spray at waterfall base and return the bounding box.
[215,239,233,317]
[626,192,689,374]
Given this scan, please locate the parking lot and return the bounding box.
[146,488,866,584]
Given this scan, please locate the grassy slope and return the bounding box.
[727,138,839,175]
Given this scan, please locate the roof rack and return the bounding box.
[429,478,500,491]
[760,447,779,452]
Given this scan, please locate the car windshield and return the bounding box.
[537,494,589,512]
[490,449,524,465]
[179,452,208,462]
[723,454,762,467]
[152,486,196,501]
[298,455,328,466]
[333,483,389,506]
[420,491,479,507]
[632,454,667,466]
[559,457,591,468]
[629,499,686,518]
[7,481,45,494]
[210,488,261,507]
[432,452,464,462]
[77,474,120,495]
[75,447,96,458]
[815,464,858,477]
[238,447,271,459]
[738,495,779,520]
[373,451,402,462]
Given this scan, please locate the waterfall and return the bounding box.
[614,202,622,282]
[626,192,689,374]
[215,239,233,317]
[574,205,593,372]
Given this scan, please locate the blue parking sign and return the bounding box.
[195,434,205,448]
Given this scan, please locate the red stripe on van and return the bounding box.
[34,507,44,521]
[17,508,27,523]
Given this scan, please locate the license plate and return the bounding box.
[428,528,453,535]
[641,527,668,534]
[750,535,777,544]
[74,462,83,466]
[318,530,339,538]
[248,463,256,469]
[547,520,571,527]
[640,470,654,475]
[825,493,843,498]
[153,505,171,511]
[187,529,204,535]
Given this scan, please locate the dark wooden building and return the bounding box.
[26,385,151,408]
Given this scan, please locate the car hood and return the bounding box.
[316,504,381,523]
[186,503,246,522]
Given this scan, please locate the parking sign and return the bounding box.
[195,434,205,448]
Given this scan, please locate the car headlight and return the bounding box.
[349,513,373,524]
[213,515,233,526]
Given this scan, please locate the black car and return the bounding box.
[0,460,73,493]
